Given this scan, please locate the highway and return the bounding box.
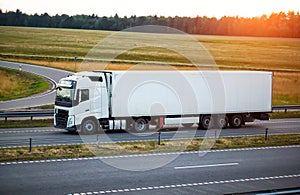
[0,60,71,110]
[0,145,299,194]
[0,118,299,148]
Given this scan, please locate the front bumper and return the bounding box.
[54,125,77,131]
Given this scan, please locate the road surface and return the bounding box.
[0,145,299,194]
[0,118,299,148]
[0,60,71,110]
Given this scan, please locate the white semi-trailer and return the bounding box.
[54,71,272,134]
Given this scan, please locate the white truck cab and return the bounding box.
[54,71,110,133]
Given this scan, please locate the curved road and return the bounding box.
[0,118,299,148]
[0,60,71,110]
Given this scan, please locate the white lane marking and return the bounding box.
[252,119,300,124]
[1,145,299,166]
[68,174,300,195]
[174,162,239,170]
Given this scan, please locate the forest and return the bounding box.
[0,9,299,38]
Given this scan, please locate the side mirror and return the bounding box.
[99,77,103,82]
[56,86,62,91]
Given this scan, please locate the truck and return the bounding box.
[54,71,272,134]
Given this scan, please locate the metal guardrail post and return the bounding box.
[158,131,161,145]
[29,138,32,152]
[265,128,269,141]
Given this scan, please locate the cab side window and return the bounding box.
[80,89,89,102]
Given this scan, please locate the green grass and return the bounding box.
[270,111,300,119]
[272,94,300,105]
[0,134,299,162]
[34,104,54,109]
[0,67,50,101]
[0,119,53,128]
[0,144,93,162]
[0,27,109,58]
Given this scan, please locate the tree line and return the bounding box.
[1,9,299,38]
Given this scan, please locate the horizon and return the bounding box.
[2,8,299,19]
[0,0,299,19]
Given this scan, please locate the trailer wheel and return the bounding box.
[133,118,149,132]
[81,118,99,134]
[198,115,213,130]
[216,116,228,129]
[229,115,242,128]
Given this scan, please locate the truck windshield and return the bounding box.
[55,81,76,107]
[56,87,74,101]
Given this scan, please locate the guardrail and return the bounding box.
[272,105,300,112]
[0,105,299,121]
[0,111,54,121]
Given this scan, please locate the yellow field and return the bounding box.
[0,70,21,97]
[0,68,49,101]
[0,26,299,104]
[273,72,300,105]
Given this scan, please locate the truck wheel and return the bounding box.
[81,118,99,134]
[133,118,149,132]
[216,116,228,129]
[198,115,213,130]
[229,115,242,128]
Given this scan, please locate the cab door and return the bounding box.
[91,82,102,117]
[74,88,91,122]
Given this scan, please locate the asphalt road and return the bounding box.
[0,145,299,194]
[0,60,71,110]
[0,118,299,148]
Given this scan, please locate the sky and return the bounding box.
[0,0,299,18]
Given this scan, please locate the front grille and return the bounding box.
[55,109,69,128]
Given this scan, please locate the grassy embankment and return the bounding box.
[0,67,49,101]
[0,119,53,128]
[0,26,299,105]
[0,134,299,162]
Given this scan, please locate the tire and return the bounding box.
[182,123,194,128]
[229,115,243,128]
[81,118,99,134]
[216,116,228,129]
[133,118,149,132]
[198,115,213,130]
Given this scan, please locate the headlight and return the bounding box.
[67,116,75,127]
